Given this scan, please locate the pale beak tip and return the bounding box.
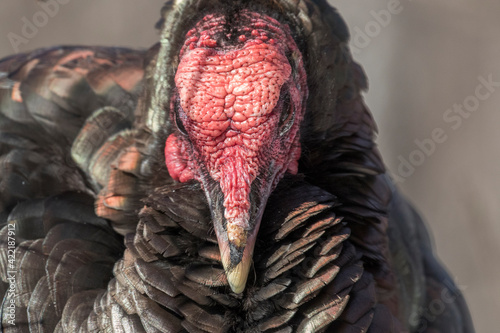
[225,257,252,294]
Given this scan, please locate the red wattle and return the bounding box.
[165,134,195,182]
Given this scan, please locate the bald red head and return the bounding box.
[164,11,307,293]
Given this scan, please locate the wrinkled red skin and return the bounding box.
[165,11,307,246]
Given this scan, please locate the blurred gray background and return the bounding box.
[1,1,498,331]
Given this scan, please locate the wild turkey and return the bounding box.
[0,0,474,332]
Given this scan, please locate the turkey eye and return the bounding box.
[174,99,188,136]
[278,91,294,136]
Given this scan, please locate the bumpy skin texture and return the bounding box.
[165,12,307,250]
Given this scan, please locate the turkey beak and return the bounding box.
[214,209,261,294]
[203,175,272,294]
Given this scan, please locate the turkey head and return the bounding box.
[164,11,308,293]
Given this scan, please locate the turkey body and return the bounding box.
[0,1,474,332]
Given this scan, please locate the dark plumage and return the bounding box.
[0,1,474,332]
